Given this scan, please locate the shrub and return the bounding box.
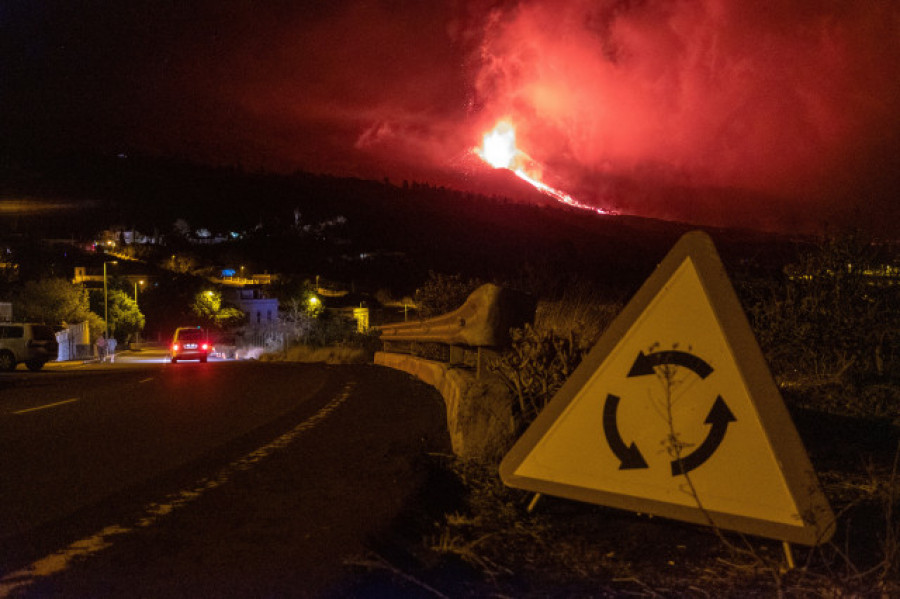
[414,271,482,318]
[490,281,622,430]
[533,280,622,344]
[490,324,592,428]
[738,233,899,417]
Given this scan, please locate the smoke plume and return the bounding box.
[458,0,900,231]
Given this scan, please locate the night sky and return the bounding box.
[3,0,899,234]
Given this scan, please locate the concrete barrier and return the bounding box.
[377,283,534,347]
[375,351,514,461]
[375,283,534,460]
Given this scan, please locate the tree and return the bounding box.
[268,275,317,306]
[172,218,191,238]
[138,272,207,339]
[279,293,327,342]
[15,278,103,334]
[191,290,244,329]
[107,289,145,342]
[165,254,199,274]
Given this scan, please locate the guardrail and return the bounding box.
[377,283,534,377]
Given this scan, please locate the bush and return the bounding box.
[738,233,899,417]
[414,271,482,318]
[490,324,592,429]
[533,280,622,345]
[489,281,622,430]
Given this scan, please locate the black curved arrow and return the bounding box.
[627,350,714,379]
[670,396,736,476]
[603,394,648,470]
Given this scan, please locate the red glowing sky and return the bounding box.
[4,0,899,234]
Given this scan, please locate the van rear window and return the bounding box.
[177,329,204,340]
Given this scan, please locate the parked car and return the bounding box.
[170,326,210,363]
[211,332,237,359]
[0,323,60,371]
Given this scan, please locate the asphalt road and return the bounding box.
[0,351,453,597]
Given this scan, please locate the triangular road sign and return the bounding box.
[500,231,835,545]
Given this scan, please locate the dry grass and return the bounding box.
[261,344,370,364]
[533,281,622,345]
[418,450,900,597]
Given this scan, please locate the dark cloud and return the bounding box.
[3,0,898,233]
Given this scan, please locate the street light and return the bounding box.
[103,260,118,339]
[134,279,144,302]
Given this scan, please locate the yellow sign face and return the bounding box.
[500,232,835,545]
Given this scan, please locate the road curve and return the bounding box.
[0,360,452,597]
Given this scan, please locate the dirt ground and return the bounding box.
[335,404,900,598]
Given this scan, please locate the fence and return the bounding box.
[55,321,92,361]
[235,329,285,353]
[377,284,534,377]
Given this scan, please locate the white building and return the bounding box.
[222,286,279,325]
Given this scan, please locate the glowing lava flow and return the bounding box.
[475,120,609,215]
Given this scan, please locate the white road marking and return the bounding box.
[13,398,79,415]
[0,381,354,597]
[138,377,153,384]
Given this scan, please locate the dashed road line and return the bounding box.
[0,381,355,598]
[13,398,80,415]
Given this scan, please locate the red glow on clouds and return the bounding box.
[460,0,900,231]
[8,0,899,233]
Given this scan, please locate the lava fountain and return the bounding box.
[474,120,609,215]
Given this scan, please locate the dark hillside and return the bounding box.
[1,154,804,292]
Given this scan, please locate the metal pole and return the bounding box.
[103,262,109,339]
[782,541,795,570]
[103,260,117,339]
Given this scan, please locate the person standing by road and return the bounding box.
[96,333,107,362]
[107,336,117,363]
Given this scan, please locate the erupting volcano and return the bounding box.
[475,120,610,215]
[5,0,899,235]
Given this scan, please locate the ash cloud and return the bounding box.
[462,0,900,232]
[5,0,898,233]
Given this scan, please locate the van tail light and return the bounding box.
[172,343,179,352]
[201,343,209,351]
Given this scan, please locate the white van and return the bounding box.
[0,323,60,371]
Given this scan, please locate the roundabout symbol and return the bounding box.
[602,349,736,475]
